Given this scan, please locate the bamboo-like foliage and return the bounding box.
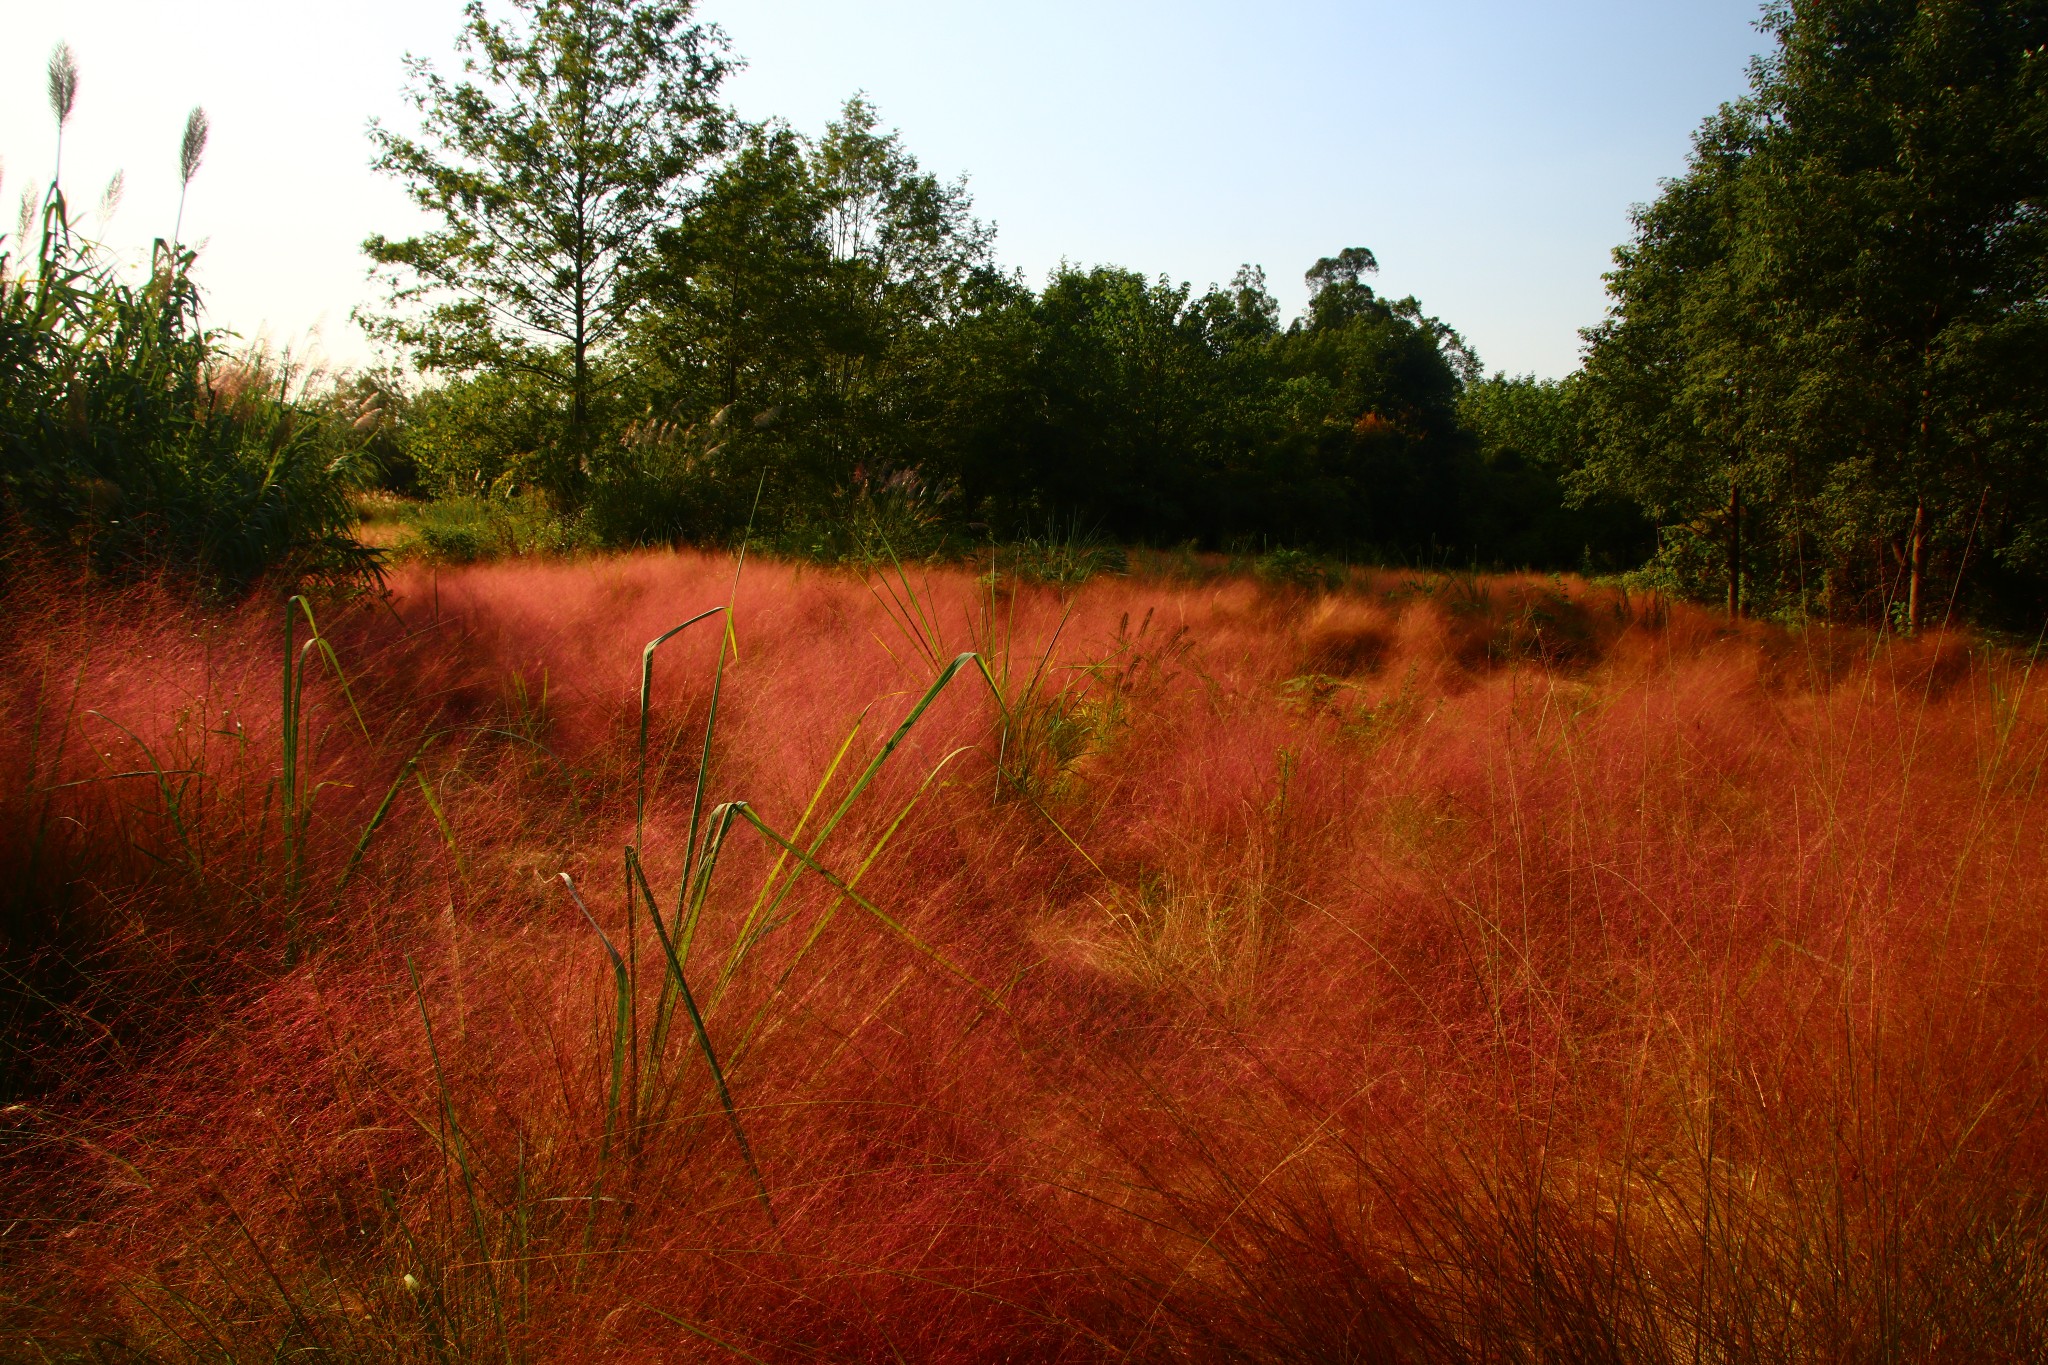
[0,63,375,593]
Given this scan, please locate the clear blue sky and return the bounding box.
[1,1,1770,379]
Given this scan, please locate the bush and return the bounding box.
[394,368,569,500]
[579,418,731,547]
[402,494,586,562]
[1000,517,1127,586]
[0,191,376,593]
[1256,546,1345,592]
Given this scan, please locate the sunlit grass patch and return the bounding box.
[3,552,2045,1359]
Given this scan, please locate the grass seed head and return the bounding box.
[47,43,78,130]
[179,106,209,187]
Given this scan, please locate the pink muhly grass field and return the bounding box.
[1,549,2045,1361]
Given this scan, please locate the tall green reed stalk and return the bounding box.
[546,543,1054,1255]
[279,595,371,958]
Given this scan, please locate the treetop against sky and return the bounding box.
[0,0,1768,378]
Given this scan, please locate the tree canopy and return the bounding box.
[357,0,2048,626]
[364,0,733,499]
[1579,0,2048,625]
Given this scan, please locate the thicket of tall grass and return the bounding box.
[0,75,376,594]
[2,552,2044,1360]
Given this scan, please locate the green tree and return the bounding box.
[808,97,993,481]
[938,250,1488,555]
[638,124,830,414]
[1262,248,1477,553]
[1577,110,1781,614]
[624,97,995,533]
[1460,373,1650,570]
[616,123,834,537]
[1581,0,2048,625]
[1022,265,1230,538]
[1756,0,2048,627]
[364,0,732,500]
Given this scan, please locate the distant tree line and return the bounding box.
[370,0,2048,624]
[8,0,2044,623]
[365,0,1645,572]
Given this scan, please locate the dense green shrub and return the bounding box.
[0,190,376,592]
[1457,374,1652,572]
[393,368,568,500]
[1575,0,2048,626]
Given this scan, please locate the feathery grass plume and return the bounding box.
[178,107,207,185]
[351,389,385,432]
[174,106,207,243]
[47,43,78,179]
[96,170,123,223]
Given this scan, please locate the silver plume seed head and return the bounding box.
[48,43,79,129]
[180,107,209,187]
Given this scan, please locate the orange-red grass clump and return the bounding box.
[2,551,2045,1361]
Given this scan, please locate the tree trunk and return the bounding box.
[568,159,591,501]
[573,339,589,431]
[1907,499,1927,633]
[1727,479,1742,620]
[1908,371,1933,633]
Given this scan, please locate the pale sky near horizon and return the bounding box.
[0,1,1771,381]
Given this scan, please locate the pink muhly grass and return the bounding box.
[0,550,2043,1360]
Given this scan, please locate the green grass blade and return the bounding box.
[413,767,467,877]
[405,953,511,1362]
[83,711,204,885]
[727,709,870,965]
[327,750,418,908]
[723,745,980,1074]
[288,595,371,741]
[714,652,1002,998]
[726,801,999,1007]
[635,607,725,850]
[624,848,776,1227]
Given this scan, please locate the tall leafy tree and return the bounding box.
[626,98,995,516]
[1753,0,2048,627]
[622,122,837,531]
[1263,248,1478,552]
[1023,265,1228,537]
[636,123,831,413]
[1577,109,1782,615]
[1581,0,2048,625]
[600,95,1604,564]
[808,97,993,475]
[364,0,732,498]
